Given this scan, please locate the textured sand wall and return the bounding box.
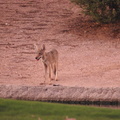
[0,85,120,103]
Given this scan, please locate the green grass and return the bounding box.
[0,98,120,120]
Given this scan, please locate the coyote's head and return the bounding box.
[35,44,45,61]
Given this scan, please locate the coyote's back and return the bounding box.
[47,49,58,65]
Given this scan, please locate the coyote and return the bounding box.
[35,44,58,82]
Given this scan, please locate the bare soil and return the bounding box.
[0,0,120,89]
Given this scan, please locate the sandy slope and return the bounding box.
[0,0,120,88]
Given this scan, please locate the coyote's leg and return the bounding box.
[44,64,47,82]
[54,63,58,81]
[49,65,52,80]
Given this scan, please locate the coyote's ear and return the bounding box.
[34,43,38,52]
[43,44,45,50]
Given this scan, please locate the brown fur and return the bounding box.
[35,44,58,82]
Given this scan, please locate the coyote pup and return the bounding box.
[35,44,58,82]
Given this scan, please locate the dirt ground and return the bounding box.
[0,0,120,88]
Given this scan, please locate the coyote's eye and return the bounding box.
[39,52,42,55]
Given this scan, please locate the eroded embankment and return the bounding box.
[0,85,120,107]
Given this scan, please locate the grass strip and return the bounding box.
[0,98,120,120]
